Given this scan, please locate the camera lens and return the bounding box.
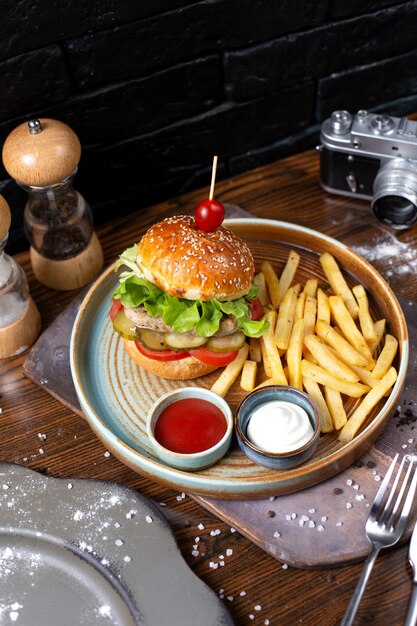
[372,159,417,229]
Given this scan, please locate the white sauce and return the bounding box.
[246,401,313,454]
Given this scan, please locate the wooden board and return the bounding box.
[23,285,417,568]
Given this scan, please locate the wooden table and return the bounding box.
[2,147,417,626]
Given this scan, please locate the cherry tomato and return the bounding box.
[192,347,238,366]
[109,299,124,321]
[135,340,190,362]
[195,198,225,231]
[249,297,264,321]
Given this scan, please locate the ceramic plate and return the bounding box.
[0,463,233,626]
[70,218,408,499]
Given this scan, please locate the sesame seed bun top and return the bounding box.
[136,215,255,301]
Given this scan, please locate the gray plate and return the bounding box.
[0,463,234,625]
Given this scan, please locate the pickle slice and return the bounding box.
[137,329,167,351]
[206,332,245,352]
[112,310,138,341]
[164,333,207,350]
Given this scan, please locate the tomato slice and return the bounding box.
[192,347,238,366]
[135,340,190,362]
[249,297,264,321]
[109,299,124,321]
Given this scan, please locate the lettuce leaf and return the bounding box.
[113,246,268,338]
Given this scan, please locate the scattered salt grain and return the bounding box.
[336,521,343,527]
[38,433,47,441]
[198,523,205,530]
[308,508,316,514]
[285,514,291,521]
[374,475,381,482]
[39,448,44,455]
[192,550,199,557]
[308,520,315,528]
[264,620,270,625]
[126,510,136,519]
[249,615,255,620]
[346,502,353,509]
[230,527,236,533]
[67,483,73,489]
[195,536,200,543]
[269,496,276,501]
[104,451,110,458]
[273,531,281,538]
[209,561,218,570]
[2,484,9,490]
[353,484,360,491]
[240,591,247,596]
[115,539,124,546]
[321,516,327,522]
[402,444,408,449]
[159,502,166,507]
[227,596,234,602]
[346,479,353,486]
[114,522,121,528]
[282,563,288,570]
[123,555,132,563]
[317,525,325,532]
[291,513,297,519]
[255,605,262,611]
[299,515,310,527]
[226,548,233,556]
[145,515,153,524]
[355,494,365,502]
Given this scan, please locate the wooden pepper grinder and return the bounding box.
[2,118,104,290]
[0,195,41,358]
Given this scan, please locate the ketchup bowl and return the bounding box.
[235,385,320,470]
[147,388,233,472]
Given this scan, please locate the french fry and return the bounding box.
[276,250,300,306]
[240,360,258,392]
[352,284,377,342]
[320,252,359,319]
[315,320,369,368]
[303,278,318,298]
[338,367,398,442]
[302,295,317,358]
[372,334,398,379]
[294,291,306,323]
[249,337,262,363]
[286,319,304,389]
[317,288,331,325]
[302,377,333,433]
[304,334,359,383]
[349,364,380,389]
[303,296,317,338]
[274,286,298,351]
[368,319,387,356]
[211,344,249,397]
[328,296,374,366]
[260,310,287,384]
[261,261,280,309]
[324,386,347,430]
[300,360,370,397]
[253,272,270,306]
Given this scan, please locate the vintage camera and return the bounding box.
[319,109,417,229]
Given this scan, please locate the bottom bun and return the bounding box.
[123,339,218,380]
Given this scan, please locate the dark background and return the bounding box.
[2,0,417,253]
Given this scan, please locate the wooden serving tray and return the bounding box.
[23,280,417,568]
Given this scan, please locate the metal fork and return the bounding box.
[341,453,417,626]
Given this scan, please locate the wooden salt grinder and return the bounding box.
[2,118,103,291]
[0,195,41,358]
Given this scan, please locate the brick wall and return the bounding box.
[2,0,417,252]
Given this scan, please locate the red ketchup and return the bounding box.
[154,398,227,454]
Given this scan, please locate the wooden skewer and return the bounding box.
[209,155,218,201]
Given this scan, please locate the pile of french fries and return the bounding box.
[211,250,399,444]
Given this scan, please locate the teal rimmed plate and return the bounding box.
[70,218,408,499]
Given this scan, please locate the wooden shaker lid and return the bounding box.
[0,195,11,241]
[2,118,81,187]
